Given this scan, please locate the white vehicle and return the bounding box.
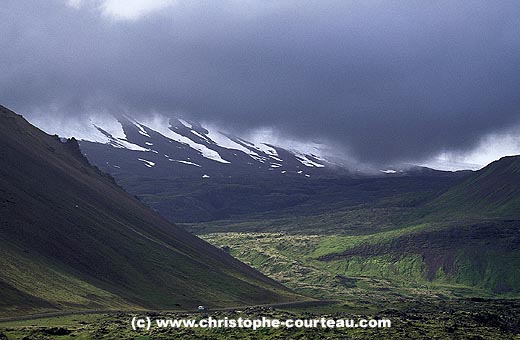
[197,305,206,311]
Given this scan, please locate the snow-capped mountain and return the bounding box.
[76,115,340,179]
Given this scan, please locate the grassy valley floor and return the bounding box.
[1,299,519,339]
[2,228,519,339]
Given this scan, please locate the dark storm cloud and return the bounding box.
[2,0,520,164]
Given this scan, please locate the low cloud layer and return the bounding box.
[2,0,520,166]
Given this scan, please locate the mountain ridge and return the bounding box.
[78,114,341,179]
[37,112,454,180]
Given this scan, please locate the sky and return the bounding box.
[1,0,520,169]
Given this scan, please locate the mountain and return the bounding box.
[314,156,520,294]
[0,105,300,317]
[77,114,340,180]
[423,155,520,220]
[71,114,449,179]
[47,114,458,224]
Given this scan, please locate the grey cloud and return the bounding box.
[2,0,520,165]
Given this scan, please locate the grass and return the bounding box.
[310,223,430,257]
[201,224,520,300]
[422,156,520,221]
[0,242,137,318]
[2,298,520,339]
[182,205,416,235]
[204,232,433,301]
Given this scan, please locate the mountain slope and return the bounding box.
[0,105,300,317]
[310,157,520,294]
[76,115,451,180]
[76,114,338,179]
[423,155,520,220]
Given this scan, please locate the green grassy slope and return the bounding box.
[203,222,520,301]
[423,155,520,220]
[0,105,301,317]
[317,220,520,294]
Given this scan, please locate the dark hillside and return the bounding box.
[0,105,299,317]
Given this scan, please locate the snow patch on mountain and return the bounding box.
[89,117,149,152]
[169,159,201,167]
[90,116,127,140]
[105,136,149,151]
[138,158,155,168]
[46,114,149,152]
[138,116,231,164]
[294,154,325,168]
[251,141,278,158]
[128,118,151,137]
[245,128,330,166]
[35,114,148,153]
[178,118,193,129]
[202,125,275,163]
[190,129,209,142]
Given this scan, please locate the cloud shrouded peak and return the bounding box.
[2,0,520,168]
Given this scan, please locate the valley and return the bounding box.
[77,116,520,338]
[1,105,519,338]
